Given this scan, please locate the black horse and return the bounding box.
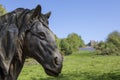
[0,5,63,80]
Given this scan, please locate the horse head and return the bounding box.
[23,5,63,77]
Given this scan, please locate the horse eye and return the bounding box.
[38,32,46,40]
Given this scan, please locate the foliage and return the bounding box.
[67,33,85,51]
[95,41,119,55]
[18,52,120,80]
[0,4,6,16]
[58,33,85,55]
[55,35,73,55]
[94,31,120,55]
[59,38,73,55]
[107,31,120,48]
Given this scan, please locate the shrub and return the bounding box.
[94,31,120,56]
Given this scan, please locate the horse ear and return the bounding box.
[31,5,41,19]
[44,12,51,19]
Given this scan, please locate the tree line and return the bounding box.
[56,30,120,56]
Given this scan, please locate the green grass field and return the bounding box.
[18,51,120,80]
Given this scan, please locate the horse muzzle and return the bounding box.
[44,63,63,77]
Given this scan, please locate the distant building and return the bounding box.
[87,40,98,47]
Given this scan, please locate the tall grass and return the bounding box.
[18,51,120,80]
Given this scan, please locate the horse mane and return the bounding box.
[0,8,25,24]
[0,7,49,34]
[0,8,33,38]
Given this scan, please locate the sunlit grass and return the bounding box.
[18,51,120,80]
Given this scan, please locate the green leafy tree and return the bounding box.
[55,33,85,55]
[106,31,120,55]
[0,4,6,16]
[107,31,120,48]
[67,33,85,52]
[95,31,120,56]
[60,39,72,55]
[95,42,119,55]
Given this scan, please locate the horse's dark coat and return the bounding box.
[0,5,63,80]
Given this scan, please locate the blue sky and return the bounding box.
[0,0,120,43]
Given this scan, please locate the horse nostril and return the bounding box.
[54,57,59,65]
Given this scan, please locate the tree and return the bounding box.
[95,41,118,55]
[55,33,85,55]
[60,39,72,55]
[0,4,6,16]
[107,31,120,48]
[67,33,85,52]
[95,31,120,56]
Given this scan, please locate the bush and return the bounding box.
[58,33,85,55]
[94,31,120,56]
[59,39,73,55]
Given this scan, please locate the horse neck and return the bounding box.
[0,9,30,80]
[7,34,26,80]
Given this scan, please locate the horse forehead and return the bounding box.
[34,23,48,32]
[31,21,55,39]
[33,22,49,31]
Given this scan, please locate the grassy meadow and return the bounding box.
[18,51,120,80]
